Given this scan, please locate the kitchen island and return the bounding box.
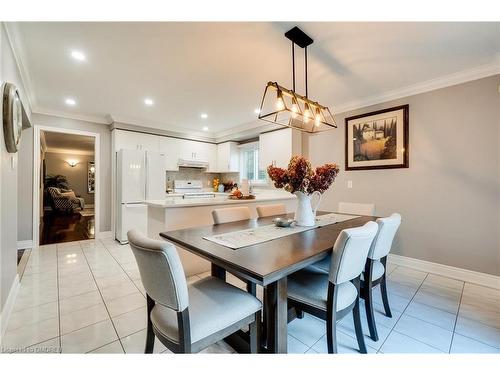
[145,190,297,276]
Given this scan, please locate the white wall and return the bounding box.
[44,151,95,205]
[0,23,30,311]
[306,75,500,276]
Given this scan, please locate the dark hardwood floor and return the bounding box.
[40,211,95,245]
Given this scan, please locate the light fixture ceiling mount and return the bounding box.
[258,26,336,133]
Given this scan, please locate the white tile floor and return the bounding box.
[2,238,499,354]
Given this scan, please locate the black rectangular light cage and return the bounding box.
[258,82,337,134]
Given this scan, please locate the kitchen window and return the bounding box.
[239,142,267,184]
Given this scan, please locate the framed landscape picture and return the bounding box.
[345,104,409,170]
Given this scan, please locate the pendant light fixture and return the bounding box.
[258,26,337,133]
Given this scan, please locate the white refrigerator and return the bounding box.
[115,149,166,244]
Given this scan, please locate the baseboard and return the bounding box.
[388,254,500,289]
[96,231,112,239]
[17,240,33,250]
[0,275,20,342]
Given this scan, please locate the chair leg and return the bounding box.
[296,308,304,319]
[353,297,367,354]
[326,283,338,354]
[380,275,392,318]
[364,284,379,342]
[249,311,261,354]
[246,281,256,297]
[145,295,155,354]
[363,260,379,342]
[326,312,338,354]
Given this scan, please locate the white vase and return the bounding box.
[294,191,322,227]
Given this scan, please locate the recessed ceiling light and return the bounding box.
[65,98,76,106]
[200,113,208,119]
[202,126,209,131]
[70,50,86,61]
[254,108,261,114]
[144,98,154,106]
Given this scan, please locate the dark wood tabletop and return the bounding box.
[160,211,377,286]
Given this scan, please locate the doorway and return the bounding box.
[33,126,100,246]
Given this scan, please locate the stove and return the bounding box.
[173,180,215,199]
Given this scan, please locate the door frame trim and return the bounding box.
[32,124,100,246]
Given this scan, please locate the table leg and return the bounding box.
[211,263,226,281]
[264,277,288,353]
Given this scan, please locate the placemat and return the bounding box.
[203,213,360,249]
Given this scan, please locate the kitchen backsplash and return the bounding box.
[165,168,239,191]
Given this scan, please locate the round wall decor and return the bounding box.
[2,82,23,153]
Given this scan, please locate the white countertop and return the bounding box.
[145,191,295,208]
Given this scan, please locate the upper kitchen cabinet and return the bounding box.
[115,130,160,152]
[159,137,182,171]
[174,138,217,171]
[215,142,239,172]
[259,128,302,169]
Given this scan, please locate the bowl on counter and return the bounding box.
[272,217,295,228]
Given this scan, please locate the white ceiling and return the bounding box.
[9,22,500,137]
[43,131,94,154]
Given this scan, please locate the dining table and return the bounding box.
[159,211,377,353]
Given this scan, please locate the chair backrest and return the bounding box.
[256,204,287,218]
[212,206,251,224]
[368,213,401,260]
[338,202,376,216]
[329,221,378,285]
[127,230,188,312]
[47,187,62,198]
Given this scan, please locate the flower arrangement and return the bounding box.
[267,156,339,195]
[212,178,220,192]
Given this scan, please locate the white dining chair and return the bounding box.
[361,213,401,341]
[256,204,287,218]
[304,202,376,274]
[212,206,257,296]
[212,206,251,224]
[128,230,262,353]
[287,221,379,353]
[338,202,376,216]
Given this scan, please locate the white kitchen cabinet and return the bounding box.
[259,128,302,169]
[215,142,239,172]
[178,139,216,162]
[159,137,181,171]
[205,143,218,172]
[115,129,218,172]
[115,130,160,152]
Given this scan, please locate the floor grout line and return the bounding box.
[375,272,430,353]
[448,280,466,353]
[79,239,127,353]
[55,244,62,352]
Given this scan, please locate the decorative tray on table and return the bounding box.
[228,194,255,200]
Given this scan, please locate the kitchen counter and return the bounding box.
[145,190,297,276]
[145,191,295,208]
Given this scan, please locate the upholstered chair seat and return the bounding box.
[128,230,262,353]
[287,221,379,354]
[360,260,385,281]
[288,270,357,311]
[151,276,261,352]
